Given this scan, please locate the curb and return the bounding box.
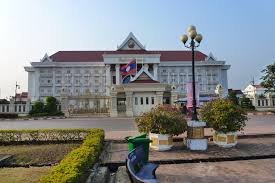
[0,116,66,121]
[247,112,275,116]
[101,154,275,172]
[106,133,275,144]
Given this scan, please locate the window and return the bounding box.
[67,70,71,74]
[262,100,265,106]
[19,105,21,112]
[258,100,261,106]
[15,106,17,112]
[23,105,25,112]
[56,79,61,84]
[56,70,62,74]
[2,106,4,112]
[146,97,149,105]
[273,99,275,106]
[135,97,138,105]
[266,100,268,106]
[140,97,143,105]
[48,80,51,83]
[151,97,154,105]
[6,105,9,112]
[113,76,116,84]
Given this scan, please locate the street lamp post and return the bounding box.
[180,25,202,121]
[180,25,207,151]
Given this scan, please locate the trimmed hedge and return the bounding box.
[40,129,104,183]
[0,129,91,142]
[0,113,18,119]
[30,112,64,117]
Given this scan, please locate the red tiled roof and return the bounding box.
[16,92,28,98]
[253,84,263,88]
[50,50,207,62]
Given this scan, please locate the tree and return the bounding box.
[45,96,58,114]
[261,62,275,93]
[31,101,44,114]
[240,96,255,110]
[227,91,239,105]
[200,99,247,133]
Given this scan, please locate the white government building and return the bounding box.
[24,33,230,117]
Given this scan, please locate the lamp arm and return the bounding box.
[184,44,191,49]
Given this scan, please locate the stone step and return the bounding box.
[113,166,131,183]
[86,167,111,183]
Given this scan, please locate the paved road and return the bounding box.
[0,117,136,131]
[0,115,274,132]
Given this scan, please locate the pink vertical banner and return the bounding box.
[186,82,199,108]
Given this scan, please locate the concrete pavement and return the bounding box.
[156,159,275,183]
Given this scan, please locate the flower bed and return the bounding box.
[0,129,91,144]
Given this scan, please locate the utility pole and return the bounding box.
[15,81,20,103]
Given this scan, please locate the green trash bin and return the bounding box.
[125,134,150,163]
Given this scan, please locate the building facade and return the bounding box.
[0,93,31,116]
[25,33,230,116]
[243,84,275,111]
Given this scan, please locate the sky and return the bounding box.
[0,0,275,98]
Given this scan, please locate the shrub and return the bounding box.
[135,104,187,136]
[40,129,104,183]
[30,101,45,114]
[45,96,58,115]
[0,113,18,119]
[240,96,255,110]
[200,99,248,133]
[30,97,62,116]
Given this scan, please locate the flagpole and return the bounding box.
[136,57,137,75]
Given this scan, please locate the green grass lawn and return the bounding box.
[0,143,80,165]
[0,167,51,183]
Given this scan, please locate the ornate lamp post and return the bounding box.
[180,25,207,151]
[180,25,202,120]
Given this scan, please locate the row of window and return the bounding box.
[257,99,275,107]
[161,68,218,74]
[40,77,105,84]
[134,97,155,105]
[161,76,218,83]
[0,105,26,113]
[40,69,104,74]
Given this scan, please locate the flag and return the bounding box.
[120,59,137,76]
[186,82,200,108]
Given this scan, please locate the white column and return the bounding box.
[153,64,158,80]
[105,65,111,95]
[125,91,133,117]
[144,64,149,71]
[115,64,120,85]
[156,91,163,105]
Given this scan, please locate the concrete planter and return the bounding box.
[213,131,238,148]
[149,133,173,151]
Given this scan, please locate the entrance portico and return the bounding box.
[109,82,174,117]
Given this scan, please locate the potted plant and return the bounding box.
[135,105,187,151]
[200,99,248,148]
